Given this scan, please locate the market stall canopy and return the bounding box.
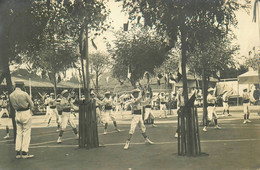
[238,70,259,84]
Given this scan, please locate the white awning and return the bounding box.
[238,70,259,84]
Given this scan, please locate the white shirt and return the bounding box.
[10,88,34,110]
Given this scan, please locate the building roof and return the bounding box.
[1,75,79,89]
[238,70,259,84]
[1,72,218,93]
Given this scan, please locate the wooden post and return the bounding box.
[180,109,185,155]
[79,101,86,148]
[194,107,201,154]
[168,73,172,115]
[92,101,99,147]
[202,67,208,126]
[177,109,181,155]
[85,101,91,148]
[237,81,239,106]
[186,109,192,155]
[177,95,201,156]
[79,100,99,149]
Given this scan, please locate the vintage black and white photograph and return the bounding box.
[0,0,259,169]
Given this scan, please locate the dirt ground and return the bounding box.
[0,106,260,170]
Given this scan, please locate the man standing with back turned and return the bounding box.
[9,81,34,159]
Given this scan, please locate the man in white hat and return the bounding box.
[46,93,61,131]
[252,85,260,115]
[9,81,34,159]
[242,88,251,124]
[123,88,153,150]
[222,90,232,116]
[56,96,62,117]
[102,91,120,134]
[175,88,185,138]
[57,90,78,143]
[90,90,103,126]
[44,94,51,122]
[159,92,168,118]
[203,87,221,132]
[0,93,11,139]
[118,95,125,119]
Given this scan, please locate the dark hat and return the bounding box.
[15,81,25,88]
[243,88,247,92]
[15,81,24,85]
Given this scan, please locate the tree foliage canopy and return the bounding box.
[108,26,171,86]
[20,1,79,85]
[120,0,250,102]
[153,48,180,76]
[0,0,111,82]
[0,0,47,68]
[245,49,260,71]
[187,36,239,78]
[90,52,111,77]
[120,1,249,84]
[122,0,250,43]
[89,52,111,91]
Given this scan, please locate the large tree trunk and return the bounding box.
[180,26,193,155]
[79,24,99,149]
[5,65,16,143]
[48,72,56,96]
[202,67,208,126]
[180,27,188,103]
[85,25,90,101]
[79,27,86,93]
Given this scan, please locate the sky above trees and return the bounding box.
[90,1,259,59]
[235,1,259,57]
